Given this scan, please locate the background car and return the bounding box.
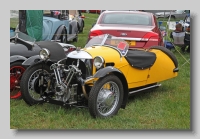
[81,10,101,14]
[88,10,164,49]
[10,31,76,99]
[16,10,79,43]
[43,10,79,42]
[69,10,85,33]
[155,10,190,19]
[179,14,190,31]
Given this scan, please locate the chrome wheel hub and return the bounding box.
[97,81,120,116]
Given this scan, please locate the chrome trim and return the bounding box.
[101,34,109,45]
[67,50,93,59]
[111,36,142,41]
[129,84,161,95]
[94,56,105,69]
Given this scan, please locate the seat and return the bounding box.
[172,32,185,47]
[170,31,190,66]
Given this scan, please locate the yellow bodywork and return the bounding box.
[83,46,178,89]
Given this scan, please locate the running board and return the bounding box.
[129,83,161,95]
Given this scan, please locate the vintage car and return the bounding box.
[68,10,85,33]
[179,14,190,31]
[16,10,79,43]
[20,34,179,118]
[10,31,76,99]
[155,10,190,19]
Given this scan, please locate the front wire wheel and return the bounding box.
[20,63,51,105]
[88,75,124,118]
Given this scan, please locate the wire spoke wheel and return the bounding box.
[28,69,49,101]
[10,64,25,99]
[88,75,124,118]
[97,81,120,116]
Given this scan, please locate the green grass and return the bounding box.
[10,13,190,130]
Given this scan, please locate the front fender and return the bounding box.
[10,55,27,63]
[93,66,122,78]
[52,25,66,41]
[22,55,41,66]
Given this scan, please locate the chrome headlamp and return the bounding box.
[39,48,50,60]
[94,56,104,69]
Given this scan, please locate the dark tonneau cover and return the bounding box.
[125,49,156,70]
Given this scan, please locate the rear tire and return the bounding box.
[61,29,67,43]
[20,62,51,105]
[73,35,78,42]
[79,21,84,33]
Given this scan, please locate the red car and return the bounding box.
[81,10,101,14]
[88,11,164,49]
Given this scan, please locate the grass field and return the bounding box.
[10,13,190,129]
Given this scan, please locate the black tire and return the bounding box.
[73,34,78,42]
[171,15,175,19]
[10,61,26,99]
[88,75,124,118]
[148,46,178,68]
[61,29,67,43]
[69,24,72,34]
[168,15,175,19]
[79,21,84,33]
[20,62,51,106]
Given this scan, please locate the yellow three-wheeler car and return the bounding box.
[20,34,179,118]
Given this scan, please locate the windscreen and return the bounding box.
[85,34,129,56]
[10,32,36,45]
[100,13,152,26]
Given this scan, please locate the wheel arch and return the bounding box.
[70,21,78,34]
[93,66,129,109]
[10,55,27,63]
[52,25,67,41]
[111,71,129,109]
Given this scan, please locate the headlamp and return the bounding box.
[39,48,50,60]
[94,56,104,69]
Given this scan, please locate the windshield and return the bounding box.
[175,10,184,14]
[100,13,152,26]
[10,31,36,44]
[85,34,129,56]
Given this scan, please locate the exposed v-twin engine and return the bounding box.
[49,61,82,104]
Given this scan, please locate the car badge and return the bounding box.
[121,33,127,36]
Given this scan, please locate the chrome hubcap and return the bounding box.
[97,81,120,116]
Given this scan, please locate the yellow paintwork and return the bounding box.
[146,49,178,84]
[83,46,178,89]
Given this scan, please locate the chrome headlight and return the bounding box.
[39,48,50,60]
[94,56,104,69]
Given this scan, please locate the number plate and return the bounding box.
[126,41,136,46]
[111,40,136,46]
[111,40,121,46]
